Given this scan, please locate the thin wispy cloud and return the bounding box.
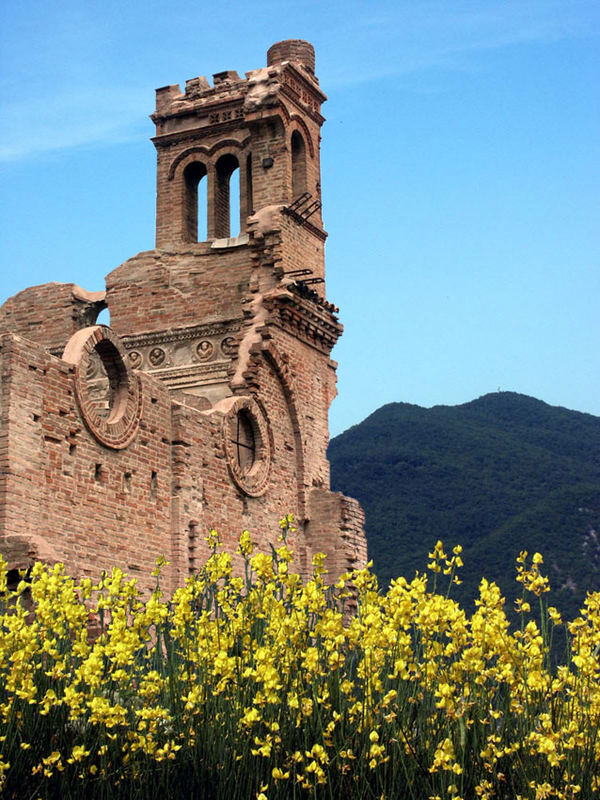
[1,0,597,161]
[0,87,149,163]
[322,0,599,86]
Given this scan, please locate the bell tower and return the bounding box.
[152,39,326,275]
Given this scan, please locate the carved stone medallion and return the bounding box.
[221,337,237,356]
[196,340,214,361]
[128,350,142,368]
[149,347,166,367]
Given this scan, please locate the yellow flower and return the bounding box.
[272,767,289,780]
[67,745,90,764]
[238,530,254,556]
[151,555,170,576]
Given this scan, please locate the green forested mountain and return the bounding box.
[328,392,600,622]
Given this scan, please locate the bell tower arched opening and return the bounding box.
[214,154,240,239]
[291,130,307,200]
[183,162,208,242]
[246,154,254,218]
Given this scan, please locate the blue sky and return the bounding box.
[1,0,598,435]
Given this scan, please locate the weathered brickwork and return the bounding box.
[0,284,106,356]
[0,41,367,594]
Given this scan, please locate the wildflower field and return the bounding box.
[1,518,599,800]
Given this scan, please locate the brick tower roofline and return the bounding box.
[153,39,324,120]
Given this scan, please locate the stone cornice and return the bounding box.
[120,320,242,349]
[152,62,325,133]
[279,64,326,123]
[264,285,342,354]
[280,62,326,103]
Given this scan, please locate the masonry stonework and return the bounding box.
[0,40,367,594]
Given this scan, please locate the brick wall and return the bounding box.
[105,245,251,337]
[0,332,179,594]
[0,328,362,591]
[306,488,367,580]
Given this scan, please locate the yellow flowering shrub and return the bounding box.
[0,528,598,800]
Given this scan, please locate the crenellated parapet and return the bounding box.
[152,41,325,135]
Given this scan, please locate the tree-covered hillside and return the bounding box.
[328,392,600,622]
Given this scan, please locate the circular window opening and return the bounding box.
[85,340,129,424]
[229,409,256,473]
[86,348,110,419]
[65,325,142,450]
[221,397,272,497]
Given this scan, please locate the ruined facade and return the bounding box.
[0,40,367,594]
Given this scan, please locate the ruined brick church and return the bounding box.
[0,40,366,594]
